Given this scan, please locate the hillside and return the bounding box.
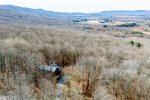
[0,5,65,16]
[94,10,150,17]
[0,5,72,26]
[0,5,150,25]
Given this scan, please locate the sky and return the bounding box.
[0,0,150,13]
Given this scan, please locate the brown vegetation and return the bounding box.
[0,24,150,99]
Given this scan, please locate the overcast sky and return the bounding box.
[0,0,150,13]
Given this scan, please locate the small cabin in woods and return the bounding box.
[38,64,62,78]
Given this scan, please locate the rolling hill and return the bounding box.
[0,5,150,25]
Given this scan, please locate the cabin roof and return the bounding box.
[38,64,60,72]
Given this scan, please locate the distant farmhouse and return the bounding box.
[99,18,112,23]
[99,19,106,23]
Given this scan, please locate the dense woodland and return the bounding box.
[0,24,150,100]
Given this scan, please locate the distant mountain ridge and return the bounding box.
[0,5,150,25]
[0,5,66,17]
[97,10,150,16]
[0,5,73,26]
[0,5,150,17]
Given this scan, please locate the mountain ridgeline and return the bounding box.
[0,5,150,25]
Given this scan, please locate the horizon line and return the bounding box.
[0,4,150,13]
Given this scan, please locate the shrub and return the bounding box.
[117,23,137,27]
[132,31,143,35]
[81,19,88,22]
[129,40,134,46]
[83,27,92,30]
[136,42,143,48]
[129,40,143,48]
[72,20,80,22]
[103,25,108,28]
